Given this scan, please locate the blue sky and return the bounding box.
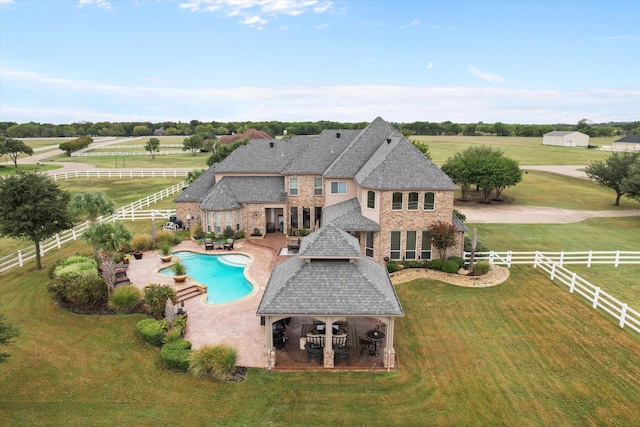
[1,0,638,125]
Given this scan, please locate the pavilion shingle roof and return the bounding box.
[322,198,380,231]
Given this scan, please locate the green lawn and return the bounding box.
[415,135,616,166]
[0,163,62,176]
[1,252,639,425]
[45,152,209,169]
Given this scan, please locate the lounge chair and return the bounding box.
[223,239,234,250]
[204,238,214,250]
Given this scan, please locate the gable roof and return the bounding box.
[199,176,287,210]
[218,128,273,145]
[214,138,309,174]
[256,225,403,317]
[615,134,640,143]
[298,223,362,259]
[322,198,380,231]
[544,131,587,137]
[173,165,217,203]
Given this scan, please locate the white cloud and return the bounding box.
[427,62,434,71]
[241,15,267,29]
[469,66,506,83]
[78,0,112,10]
[2,68,638,124]
[0,0,16,7]
[316,22,330,29]
[400,19,420,30]
[178,0,332,27]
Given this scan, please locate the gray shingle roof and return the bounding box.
[298,223,362,259]
[324,117,394,178]
[322,198,380,231]
[615,134,640,143]
[256,226,403,317]
[173,165,216,203]
[282,130,358,175]
[214,138,309,174]
[199,176,287,211]
[355,135,458,190]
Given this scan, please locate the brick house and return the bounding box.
[175,117,465,263]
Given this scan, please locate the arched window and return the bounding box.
[424,192,435,210]
[408,192,419,210]
[367,190,376,209]
[392,192,403,210]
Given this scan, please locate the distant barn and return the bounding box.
[218,128,274,145]
[542,131,589,147]
[613,134,640,152]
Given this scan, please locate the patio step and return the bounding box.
[176,284,204,302]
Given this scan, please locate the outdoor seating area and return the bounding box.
[286,238,301,254]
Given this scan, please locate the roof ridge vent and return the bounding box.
[336,132,341,138]
[387,138,392,144]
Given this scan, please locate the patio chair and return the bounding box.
[305,342,323,364]
[358,336,374,361]
[223,239,234,250]
[333,344,350,366]
[204,238,214,250]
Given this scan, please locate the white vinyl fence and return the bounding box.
[0,182,184,274]
[49,170,189,180]
[466,251,640,334]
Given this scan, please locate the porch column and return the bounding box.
[384,317,396,370]
[322,316,335,368]
[264,316,276,370]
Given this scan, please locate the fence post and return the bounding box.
[619,303,628,328]
[615,250,620,268]
[550,262,556,280]
[592,287,600,309]
[507,251,512,267]
[588,251,593,268]
[559,251,564,267]
[569,272,577,293]
[18,250,24,267]
[56,233,61,248]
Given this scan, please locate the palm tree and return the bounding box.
[83,222,132,293]
[70,192,116,258]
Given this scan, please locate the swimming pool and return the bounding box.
[159,251,253,304]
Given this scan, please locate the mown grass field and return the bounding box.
[46,152,210,169]
[1,248,639,425]
[414,135,617,166]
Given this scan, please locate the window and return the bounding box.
[406,231,416,259]
[421,231,432,260]
[290,207,298,228]
[215,212,221,234]
[367,190,376,209]
[392,192,403,210]
[408,192,419,210]
[314,178,323,196]
[314,207,323,228]
[302,207,311,229]
[365,231,374,258]
[390,231,401,260]
[424,192,435,210]
[289,177,298,196]
[225,211,232,230]
[235,210,241,231]
[330,181,347,194]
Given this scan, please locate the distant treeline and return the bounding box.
[1,119,638,139]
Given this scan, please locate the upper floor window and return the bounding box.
[367,190,376,209]
[331,181,347,194]
[392,192,403,210]
[289,178,298,196]
[314,178,323,196]
[424,192,435,210]
[408,192,419,210]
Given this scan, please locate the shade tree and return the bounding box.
[0,137,34,168]
[145,137,161,160]
[585,151,640,206]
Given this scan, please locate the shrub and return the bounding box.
[131,234,154,251]
[172,262,187,276]
[156,230,181,246]
[191,224,205,240]
[162,339,192,372]
[173,314,187,335]
[47,271,108,313]
[402,260,424,269]
[138,319,165,346]
[136,318,157,333]
[53,255,98,277]
[144,284,177,319]
[473,261,492,276]
[234,230,245,240]
[386,261,401,273]
[223,227,235,239]
[163,328,183,344]
[189,345,238,380]
[442,260,460,274]
[108,285,142,313]
[430,259,444,271]
[159,241,172,256]
[447,256,465,269]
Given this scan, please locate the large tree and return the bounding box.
[0,137,34,168]
[585,151,640,206]
[144,137,161,160]
[621,162,640,202]
[182,134,203,156]
[68,192,116,222]
[0,173,73,269]
[428,220,458,260]
[441,146,504,201]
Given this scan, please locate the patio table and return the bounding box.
[366,330,385,356]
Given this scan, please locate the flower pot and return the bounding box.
[160,255,172,262]
[133,251,143,260]
[173,275,187,283]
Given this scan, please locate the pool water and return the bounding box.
[160,251,253,304]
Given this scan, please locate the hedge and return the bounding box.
[161,339,192,372]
